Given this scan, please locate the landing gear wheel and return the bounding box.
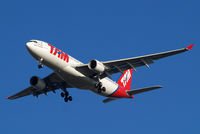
[38,64,44,69]
[64,97,68,102]
[61,92,65,98]
[68,96,72,101]
[65,91,69,97]
[61,88,72,103]
[102,87,106,92]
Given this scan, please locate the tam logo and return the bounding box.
[121,70,131,87]
[48,44,69,63]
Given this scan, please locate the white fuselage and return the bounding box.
[26,40,119,97]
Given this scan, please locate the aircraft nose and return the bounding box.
[26,42,32,48]
[26,41,35,53]
[26,40,44,60]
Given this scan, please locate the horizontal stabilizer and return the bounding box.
[127,86,163,95]
[103,98,117,103]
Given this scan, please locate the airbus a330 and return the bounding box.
[7,40,193,103]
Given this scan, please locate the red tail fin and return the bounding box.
[117,69,133,91]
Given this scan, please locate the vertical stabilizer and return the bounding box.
[117,69,133,91]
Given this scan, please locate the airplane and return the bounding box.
[7,40,194,103]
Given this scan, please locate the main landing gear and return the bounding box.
[60,89,72,103]
[95,82,106,93]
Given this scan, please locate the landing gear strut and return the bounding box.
[61,88,72,103]
[61,92,65,98]
[38,64,44,69]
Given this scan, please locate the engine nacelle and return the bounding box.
[88,60,105,73]
[30,76,46,90]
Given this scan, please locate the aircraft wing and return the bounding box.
[76,44,193,78]
[7,72,72,100]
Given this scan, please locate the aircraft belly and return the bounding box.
[40,52,96,89]
[59,66,96,89]
[38,49,118,95]
[40,51,119,96]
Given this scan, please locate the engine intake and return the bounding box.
[30,76,46,90]
[88,60,105,73]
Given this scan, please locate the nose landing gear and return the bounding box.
[38,58,44,69]
[38,64,44,69]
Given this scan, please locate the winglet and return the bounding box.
[186,44,194,50]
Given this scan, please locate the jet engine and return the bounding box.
[30,76,46,90]
[88,60,106,73]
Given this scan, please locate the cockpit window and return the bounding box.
[30,40,38,43]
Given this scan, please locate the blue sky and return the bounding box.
[0,0,199,134]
